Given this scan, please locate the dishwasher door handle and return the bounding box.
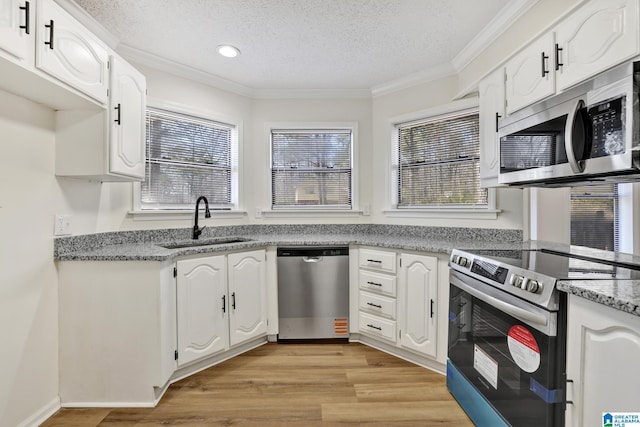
[303,256,322,263]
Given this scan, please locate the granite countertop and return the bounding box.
[53,224,640,317]
[557,280,640,317]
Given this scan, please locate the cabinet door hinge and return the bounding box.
[174,350,178,360]
[173,267,177,278]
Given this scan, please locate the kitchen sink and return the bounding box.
[159,237,253,249]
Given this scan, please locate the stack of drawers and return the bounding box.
[357,248,397,343]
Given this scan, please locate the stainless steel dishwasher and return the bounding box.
[277,246,349,340]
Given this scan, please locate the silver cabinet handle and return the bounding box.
[564,99,588,174]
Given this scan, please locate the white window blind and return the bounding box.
[571,184,619,251]
[142,108,234,209]
[271,129,352,209]
[396,113,487,208]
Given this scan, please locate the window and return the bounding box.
[571,184,619,251]
[271,128,353,209]
[394,111,487,208]
[141,107,237,210]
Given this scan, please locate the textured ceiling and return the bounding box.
[74,0,513,92]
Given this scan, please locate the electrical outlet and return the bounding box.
[362,204,371,216]
[54,214,72,236]
[255,208,263,218]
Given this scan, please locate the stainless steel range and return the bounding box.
[447,247,640,427]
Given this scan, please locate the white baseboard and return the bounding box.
[17,397,60,427]
[61,401,156,408]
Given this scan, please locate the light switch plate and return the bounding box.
[54,214,72,236]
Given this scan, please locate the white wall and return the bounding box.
[0,90,59,427]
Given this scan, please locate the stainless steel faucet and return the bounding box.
[192,196,211,239]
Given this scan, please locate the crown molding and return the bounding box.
[451,0,540,73]
[116,44,255,98]
[371,62,456,98]
[253,88,372,100]
[53,0,119,49]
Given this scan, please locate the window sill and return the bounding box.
[129,209,249,221]
[383,208,500,220]
[260,209,364,218]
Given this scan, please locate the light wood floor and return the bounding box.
[42,342,473,426]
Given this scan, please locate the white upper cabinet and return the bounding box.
[479,68,505,188]
[109,55,146,179]
[0,0,32,61]
[505,32,555,115]
[556,0,640,91]
[35,0,108,103]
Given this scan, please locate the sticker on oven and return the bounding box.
[473,344,498,389]
[508,325,540,373]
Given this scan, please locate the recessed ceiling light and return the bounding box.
[217,45,240,58]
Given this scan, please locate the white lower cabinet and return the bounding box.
[397,253,438,358]
[228,250,268,346]
[565,295,640,427]
[176,255,228,367]
[357,248,439,360]
[58,261,177,406]
[175,250,268,367]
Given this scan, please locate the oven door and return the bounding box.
[447,270,565,427]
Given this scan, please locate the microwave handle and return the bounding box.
[564,99,587,174]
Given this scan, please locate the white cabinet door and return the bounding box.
[565,295,640,427]
[479,68,505,188]
[505,32,555,115]
[556,0,639,91]
[228,250,268,347]
[35,0,108,103]
[0,0,31,60]
[176,256,228,367]
[398,253,438,358]
[109,55,146,179]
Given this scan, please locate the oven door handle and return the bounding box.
[450,274,549,328]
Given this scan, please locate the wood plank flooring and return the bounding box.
[41,342,473,426]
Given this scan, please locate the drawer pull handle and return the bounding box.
[20,1,30,34]
[44,19,54,49]
[222,295,226,313]
[366,259,382,264]
[366,281,382,287]
[114,103,121,125]
[366,324,382,331]
[366,302,382,309]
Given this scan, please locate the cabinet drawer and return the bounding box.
[359,249,396,273]
[359,312,396,343]
[359,270,396,297]
[359,290,396,319]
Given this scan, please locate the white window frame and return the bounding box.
[131,98,245,220]
[385,98,498,219]
[261,121,361,217]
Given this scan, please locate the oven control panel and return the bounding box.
[508,274,542,294]
[449,249,559,310]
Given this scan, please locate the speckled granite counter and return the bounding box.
[557,280,640,317]
[53,224,524,262]
[53,224,640,316]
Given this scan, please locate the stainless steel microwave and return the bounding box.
[498,60,640,187]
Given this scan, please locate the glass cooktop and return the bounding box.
[466,248,640,281]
